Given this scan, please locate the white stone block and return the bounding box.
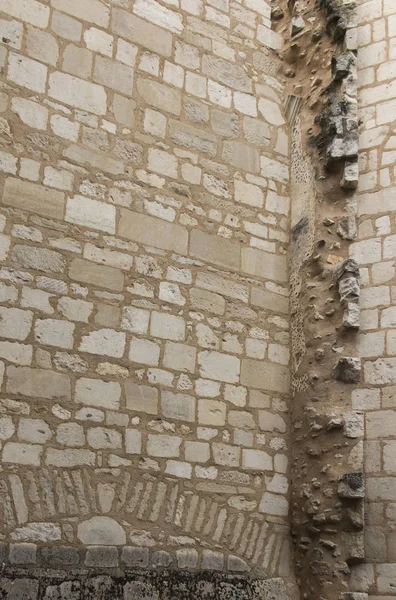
[65,196,116,233]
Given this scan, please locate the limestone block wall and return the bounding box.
[351,0,396,596]
[0,0,296,593]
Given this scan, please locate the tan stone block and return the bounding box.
[190,230,240,271]
[251,287,289,313]
[137,78,181,116]
[241,248,287,283]
[198,399,226,426]
[163,342,197,373]
[161,391,196,422]
[112,8,172,57]
[27,26,59,66]
[6,366,71,399]
[94,56,134,96]
[240,359,289,394]
[49,72,107,115]
[69,258,124,292]
[75,377,121,410]
[222,140,259,173]
[2,178,65,220]
[125,381,158,415]
[112,94,136,127]
[118,209,188,254]
[63,145,124,176]
[190,288,225,315]
[63,45,92,79]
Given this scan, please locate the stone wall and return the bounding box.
[0,0,297,597]
[350,0,396,596]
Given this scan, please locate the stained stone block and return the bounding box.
[84,546,119,568]
[338,472,365,499]
[332,357,361,383]
[9,543,37,564]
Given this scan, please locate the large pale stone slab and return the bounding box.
[51,0,109,27]
[49,72,107,115]
[2,178,65,220]
[169,120,217,156]
[112,9,172,57]
[6,366,71,399]
[137,78,181,116]
[240,359,289,394]
[198,351,240,384]
[118,209,188,254]
[190,230,240,271]
[241,248,287,282]
[75,378,121,410]
[222,141,259,173]
[78,517,126,545]
[63,145,124,176]
[69,259,124,292]
[161,391,196,422]
[0,0,49,28]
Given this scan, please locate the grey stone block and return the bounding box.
[84,546,119,567]
[0,578,39,600]
[121,546,149,567]
[9,543,37,565]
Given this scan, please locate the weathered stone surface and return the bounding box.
[2,178,64,220]
[119,209,188,254]
[77,517,126,545]
[333,357,361,383]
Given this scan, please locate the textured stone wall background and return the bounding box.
[0,0,297,594]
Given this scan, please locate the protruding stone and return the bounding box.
[338,472,365,499]
[333,357,361,383]
[341,161,359,190]
[291,16,305,36]
[343,302,360,329]
[343,531,365,564]
[334,259,360,281]
[337,216,357,240]
[332,53,356,81]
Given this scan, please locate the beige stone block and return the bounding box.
[185,441,210,463]
[112,9,172,57]
[211,109,238,137]
[198,399,226,426]
[63,45,92,79]
[198,350,240,383]
[251,288,289,313]
[7,52,47,94]
[65,195,116,234]
[125,381,158,415]
[196,272,248,303]
[190,230,240,271]
[35,319,74,349]
[12,97,48,131]
[234,179,263,208]
[0,307,33,341]
[222,141,259,173]
[148,149,177,179]
[241,248,287,283]
[27,26,58,67]
[202,55,252,92]
[243,449,272,471]
[88,427,121,449]
[137,78,181,116]
[2,178,64,220]
[69,258,124,292]
[52,0,109,27]
[169,120,216,155]
[0,342,32,366]
[18,418,52,444]
[147,434,181,457]
[129,338,160,367]
[63,145,123,176]
[134,0,183,34]
[118,209,188,254]
[11,245,64,274]
[240,359,289,394]
[51,11,82,41]
[80,329,125,358]
[125,429,142,454]
[3,442,42,466]
[6,366,71,399]
[0,0,49,28]
[163,342,197,373]
[94,56,134,96]
[161,391,196,422]
[75,377,121,410]
[243,116,270,146]
[190,288,225,315]
[213,443,240,467]
[259,492,288,516]
[46,448,95,467]
[151,312,185,341]
[49,72,107,115]
[259,411,287,433]
[113,95,136,127]
[366,410,396,438]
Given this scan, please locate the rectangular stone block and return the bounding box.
[222,141,259,173]
[202,55,252,92]
[161,391,196,422]
[63,145,123,176]
[240,359,289,394]
[118,209,188,254]
[2,178,65,220]
[367,477,396,501]
[0,307,32,341]
[134,0,183,33]
[198,351,240,384]
[75,378,121,410]
[94,56,134,96]
[196,272,249,303]
[3,443,42,466]
[6,366,71,399]
[137,78,181,116]
[49,72,107,115]
[65,196,116,233]
[190,230,240,271]
[69,258,124,292]
[169,120,217,156]
[0,0,49,28]
[147,434,181,457]
[125,381,159,415]
[46,448,95,467]
[51,0,109,27]
[150,312,185,341]
[251,287,289,313]
[241,248,287,282]
[366,410,396,438]
[190,288,225,315]
[112,9,172,57]
[8,52,47,94]
[163,342,197,373]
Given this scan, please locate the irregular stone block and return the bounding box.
[332,357,361,383]
[338,472,365,499]
[78,517,126,546]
